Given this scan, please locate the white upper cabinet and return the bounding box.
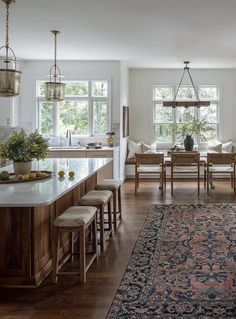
[0,96,19,127]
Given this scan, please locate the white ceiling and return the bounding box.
[1,0,236,68]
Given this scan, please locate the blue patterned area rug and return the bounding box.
[106,204,236,319]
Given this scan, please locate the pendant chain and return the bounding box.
[5,2,9,49]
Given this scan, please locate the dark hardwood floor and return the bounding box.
[0,178,235,319]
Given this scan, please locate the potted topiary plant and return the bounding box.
[0,129,49,175]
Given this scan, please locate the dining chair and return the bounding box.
[171,152,200,195]
[204,153,236,195]
[135,153,165,195]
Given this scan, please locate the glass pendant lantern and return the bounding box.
[0,0,22,97]
[45,31,65,102]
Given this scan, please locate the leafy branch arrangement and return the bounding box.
[172,119,214,141]
[0,129,49,162]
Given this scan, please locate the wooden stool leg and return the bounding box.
[69,232,74,263]
[113,190,117,230]
[118,186,122,219]
[79,226,86,283]
[135,172,138,194]
[171,166,173,196]
[92,216,98,261]
[108,199,112,236]
[198,166,200,196]
[161,171,164,196]
[204,169,206,188]
[52,229,60,283]
[207,169,209,195]
[99,206,105,252]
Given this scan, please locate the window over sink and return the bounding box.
[36,80,110,137]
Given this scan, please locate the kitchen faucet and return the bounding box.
[66,130,72,146]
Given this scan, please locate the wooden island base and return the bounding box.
[0,161,112,287]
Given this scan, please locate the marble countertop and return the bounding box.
[0,158,112,207]
[48,146,118,151]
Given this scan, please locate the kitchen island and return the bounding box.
[0,158,113,287]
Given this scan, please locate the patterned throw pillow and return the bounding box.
[208,141,222,152]
[142,142,151,153]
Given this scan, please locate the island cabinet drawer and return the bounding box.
[87,151,113,158]
[60,151,87,158]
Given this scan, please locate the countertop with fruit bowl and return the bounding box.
[0,157,112,207]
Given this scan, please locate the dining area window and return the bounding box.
[153,85,219,146]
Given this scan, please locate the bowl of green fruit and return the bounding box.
[0,171,10,181]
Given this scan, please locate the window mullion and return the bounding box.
[53,102,60,136]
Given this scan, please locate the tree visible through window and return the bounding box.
[37,80,110,136]
[153,85,219,145]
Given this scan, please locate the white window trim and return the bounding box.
[153,85,220,148]
[36,79,111,137]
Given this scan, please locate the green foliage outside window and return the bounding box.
[93,101,108,135]
[65,82,88,96]
[38,80,109,136]
[59,101,89,135]
[40,101,53,134]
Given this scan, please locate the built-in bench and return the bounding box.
[125,158,136,165]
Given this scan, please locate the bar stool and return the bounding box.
[52,206,98,284]
[78,190,113,251]
[95,179,122,229]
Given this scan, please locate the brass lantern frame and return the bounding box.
[45,31,65,102]
[0,0,22,97]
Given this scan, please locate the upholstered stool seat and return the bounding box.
[53,206,96,227]
[52,206,98,284]
[78,190,113,251]
[95,179,122,229]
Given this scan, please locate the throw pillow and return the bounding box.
[222,141,233,153]
[144,150,157,154]
[141,142,151,153]
[208,141,222,152]
[127,139,143,159]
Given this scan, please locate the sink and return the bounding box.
[49,146,85,150]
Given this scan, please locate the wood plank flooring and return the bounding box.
[0,178,236,319]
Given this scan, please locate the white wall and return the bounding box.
[119,61,129,181]
[129,69,236,144]
[20,60,121,131]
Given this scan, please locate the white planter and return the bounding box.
[13,161,32,176]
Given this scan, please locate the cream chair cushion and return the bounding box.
[137,166,162,173]
[173,166,198,173]
[209,166,233,173]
